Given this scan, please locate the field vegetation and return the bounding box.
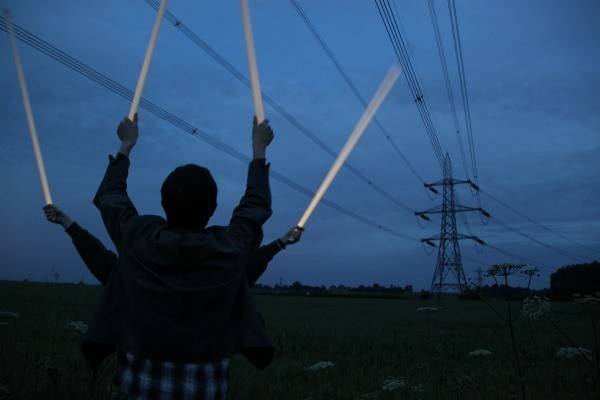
[0,281,598,399]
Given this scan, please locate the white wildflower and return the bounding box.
[521,296,551,319]
[468,349,492,357]
[382,378,405,392]
[357,393,378,400]
[0,311,19,318]
[307,361,334,371]
[411,384,426,393]
[575,295,600,305]
[65,321,88,335]
[36,356,53,370]
[416,307,441,312]
[556,347,592,361]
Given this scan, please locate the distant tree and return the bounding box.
[403,284,413,293]
[290,281,304,292]
[550,261,600,299]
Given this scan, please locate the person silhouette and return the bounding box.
[64,114,295,399]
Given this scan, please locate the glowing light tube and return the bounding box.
[297,65,401,228]
[240,0,265,123]
[4,9,53,205]
[129,0,168,120]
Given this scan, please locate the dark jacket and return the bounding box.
[65,223,282,288]
[83,153,275,372]
[65,223,116,285]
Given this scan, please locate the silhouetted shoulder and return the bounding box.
[119,218,247,270]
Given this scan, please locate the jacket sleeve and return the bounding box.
[246,241,282,286]
[93,153,138,251]
[226,159,273,253]
[65,223,118,286]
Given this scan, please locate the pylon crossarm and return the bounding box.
[416,213,430,221]
[416,205,443,216]
[425,185,439,194]
[454,205,482,213]
[424,181,445,188]
[454,206,491,217]
[425,178,471,188]
[453,179,472,185]
[421,234,441,241]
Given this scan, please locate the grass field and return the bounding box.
[0,281,598,400]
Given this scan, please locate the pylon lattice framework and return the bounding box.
[416,154,487,293]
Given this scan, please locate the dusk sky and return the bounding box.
[1,0,598,289]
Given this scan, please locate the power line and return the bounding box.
[373,2,586,281]
[142,0,415,215]
[288,0,424,184]
[426,0,470,181]
[427,0,596,264]
[430,183,563,278]
[378,0,445,166]
[447,0,479,196]
[0,16,416,242]
[487,216,587,264]
[481,188,600,258]
[422,1,591,272]
[481,242,556,275]
[442,0,596,262]
[455,191,475,237]
[374,0,445,169]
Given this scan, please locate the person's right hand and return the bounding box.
[43,205,74,229]
[252,117,274,159]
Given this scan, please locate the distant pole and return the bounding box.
[475,267,483,287]
[4,9,52,205]
[297,66,401,228]
[129,0,168,121]
[240,0,265,123]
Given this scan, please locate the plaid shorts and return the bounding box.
[114,352,230,400]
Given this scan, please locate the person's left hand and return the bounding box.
[117,113,139,155]
[280,226,304,246]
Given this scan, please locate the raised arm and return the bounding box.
[246,226,303,286]
[92,115,139,250]
[44,205,117,285]
[226,118,274,253]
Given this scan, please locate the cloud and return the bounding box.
[1,0,598,288]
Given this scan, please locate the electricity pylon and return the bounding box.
[416,154,489,294]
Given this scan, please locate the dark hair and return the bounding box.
[161,164,217,229]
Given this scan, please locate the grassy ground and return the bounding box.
[0,281,598,399]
